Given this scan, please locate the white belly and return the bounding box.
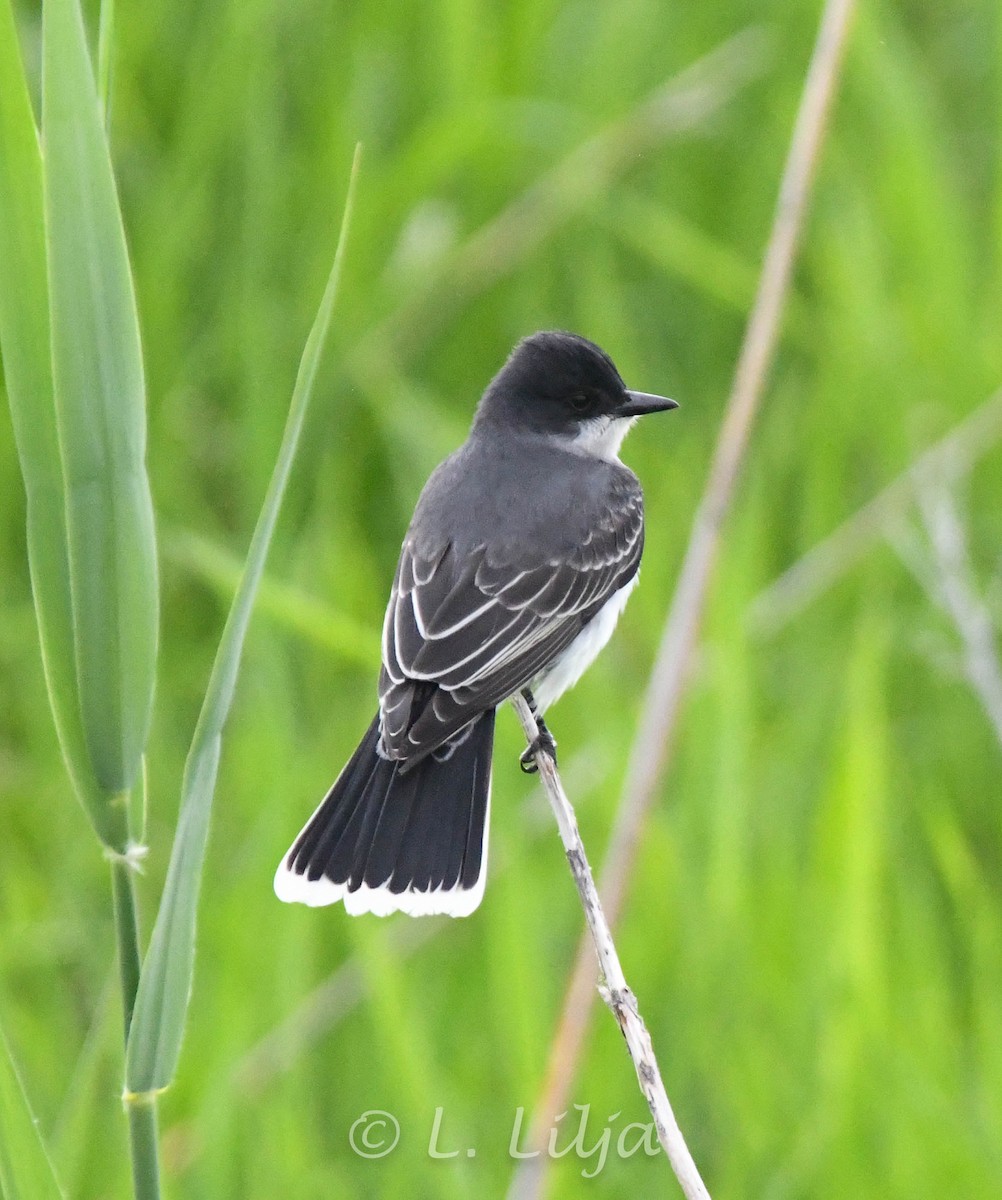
[531,574,639,712]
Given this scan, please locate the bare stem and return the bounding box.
[110,857,162,1200]
[510,695,711,1200]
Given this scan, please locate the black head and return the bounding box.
[474,330,676,436]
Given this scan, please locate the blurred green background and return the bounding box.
[2,0,1001,1196]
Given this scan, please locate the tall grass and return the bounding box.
[1,1,358,1194]
[0,0,1000,1197]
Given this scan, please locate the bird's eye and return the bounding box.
[569,393,590,413]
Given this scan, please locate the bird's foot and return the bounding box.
[518,687,558,773]
[519,724,558,774]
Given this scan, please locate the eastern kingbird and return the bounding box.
[274,331,677,917]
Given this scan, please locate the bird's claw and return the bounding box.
[519,729,558,774]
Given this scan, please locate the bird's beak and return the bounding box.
[619,390,679,417]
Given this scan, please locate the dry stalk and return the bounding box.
[510,694,710,1200]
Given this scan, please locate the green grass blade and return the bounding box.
[0,1017,66,1200]
[0,0,126,848]
[97,0,115,126]
[42,0,158,798]
[125,145,362,1096]
[50,974,118,1197]
[166,529,381,670]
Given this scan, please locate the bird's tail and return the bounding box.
[273,711,495,917]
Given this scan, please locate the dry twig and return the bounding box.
[510,695,710,1200]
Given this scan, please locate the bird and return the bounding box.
[274,330,677,917]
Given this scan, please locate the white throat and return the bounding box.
[568,414,636,462]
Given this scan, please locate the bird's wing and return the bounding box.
[379,482,644,761]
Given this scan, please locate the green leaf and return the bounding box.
[50,976,118,1197]
[42,0,158,798]
[0,1017,66,1200]
[125,145,363,1096]
[0,0,126,847]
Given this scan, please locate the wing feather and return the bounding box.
[378,473,644,762]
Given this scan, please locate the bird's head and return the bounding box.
[475,330,677,459]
